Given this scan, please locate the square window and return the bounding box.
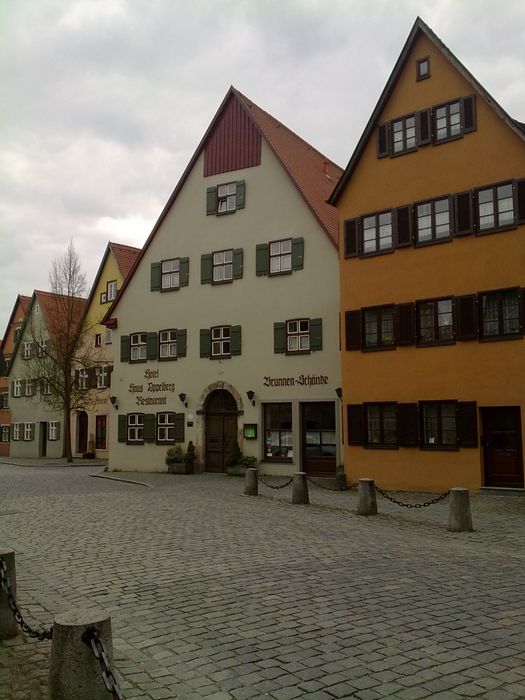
[286,318,310,353]
[421,402,457,448]
[269,238,292,275]
[212,249,233,283]
[217,182,237,213]
[363,307,395,349]
[161,259,180,290]
[480,289,521,340]
[159,329,177,359]
[361,211,393,254]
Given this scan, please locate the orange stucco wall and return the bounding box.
[337,33,525,492]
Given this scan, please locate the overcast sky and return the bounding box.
[1,0,524,330]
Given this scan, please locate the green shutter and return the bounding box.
[236,180,246,210]
[309,318,323,351]
[176,329,187,358]
[56,422,61,441]
[106,366,113,388]
[147,332,158,360]
[206,187,217,215]
[118,415,127,442]
[201,253,212,284]
[274,322,286,353]
[292,237,304,270]
[256,243,269,276]
[179,257,189,287]
[231,325,241,355]
[233,248,243,279]
[144,413,156,443]
[174,413,185,442]
[200,329,211,358]
[29,423,35,441]
[120,335,130,362]
[151,262,161,291]
[88,367,96,389]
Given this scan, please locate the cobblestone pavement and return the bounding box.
[1,462,524,700]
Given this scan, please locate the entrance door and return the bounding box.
[205,390,238,472]
[481,407,524,488]
[77,411,88,454]
[302,402,336,476]
[39,422,47,457]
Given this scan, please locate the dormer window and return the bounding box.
[416,56,430,81]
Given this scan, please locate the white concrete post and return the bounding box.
[292,472,309,504]
[357,478,378,515]
[447,487,474,532]
[0,550,19,639]
[244,468,258,496]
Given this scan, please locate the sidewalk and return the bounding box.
[0,456,108,468]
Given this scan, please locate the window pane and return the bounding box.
[270,241,281,255]
[281,254,292,271]
[270,256,281,274]
[482,294,499,336]
[502,291,520,334]
[497,185,514,226]
[441,404,457,445]
[367,405,381,444]
[364,309,378,347]
[418,302,435,342]
[423,405,439,445]
[437,299,453,339]
[381,309,394,344]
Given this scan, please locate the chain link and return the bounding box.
[82,627,124,700]
[374,485,450,509]
[306,475,347,492]
[257,475,294,490]
[0,555,53,641]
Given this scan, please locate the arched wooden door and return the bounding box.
[205,390,238,472]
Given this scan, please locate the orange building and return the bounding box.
[330,18,525,492]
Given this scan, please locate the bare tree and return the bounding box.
[23,241,103,461]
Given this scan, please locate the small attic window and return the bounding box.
[416,57,430,81]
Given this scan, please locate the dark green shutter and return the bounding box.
[236,180,245,210]
[345,310,362,350]
[56,423,61,441]
[376,123,389,158]
[88,367,96,389]
[151,262,161,291]
[118,415,127,442]
[231,326,241,355]
[179,257,189,287]
[120,335,130,362]
[461,95,476,134]
[256,243,269,276]
[291,237,304,271]
[454,191,474,236]
[174,413,185,442]
[200,329,211,358]
[416,109,432,146]
[457,402,478,447]
[309,318,322,351]
[398,404,419,447]
[201,253,212,284]
[273,322,286,353]
[106,366,113,388]
[206,187,217,215]
[177,329,187,357]
[147,332,158,360]
[344,219,359,258]
[233,248,243,279]
[144,414,156,442]
[347,405,364,445]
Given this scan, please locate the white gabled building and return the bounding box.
[104,87,343,475]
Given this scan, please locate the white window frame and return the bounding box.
[269,239,292,275]
[217,182,236,214]
[96,367,108,389]
[78,368,88,390]
[23,342,32,359]
[42,380,52,396]
[127,413,144,443]
[161,259,180,290]
[13,379,22,397]
[212,249,233,283]
[107,280,117,301]
[25,380,35,397]
[105,328,113,345]
[286,319,310,353]
[13,423,21,441]
[130,333,147,362]
[159,330,177,360]
[1,425,9,442]
[157,412,175,443]
[48,421,58,440]
[211,326,231,357]
[23,422,33,441]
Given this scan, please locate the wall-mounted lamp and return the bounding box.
[246,390,255,406]
[335,387,343,400]
[110,395,119,410]
[178,392,188,408]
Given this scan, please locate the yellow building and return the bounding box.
[329,18,525,492]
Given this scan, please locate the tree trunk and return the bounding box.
[64,406,73,462]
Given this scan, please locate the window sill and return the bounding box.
[362,344,397,353]
[261,458,294,463]
[414,236,452,248]
[126,442,145,446]
[364,444,399,450]
[160,287,181,293]
[211,278,234,286]
[129,359,147,364]
[479,333,522,343]
[210,355,232,360]
[216,209,237,217]
[390,146,418,158]
[433,134,463,146]
[158,357,178,362]
[269,270,293,277]
[416,339,456,348]
[360,248,395,259]
[475,223,517,237]
[420,445,459,451]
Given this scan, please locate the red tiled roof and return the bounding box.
[109,242,141,280]
[35,290,87,347]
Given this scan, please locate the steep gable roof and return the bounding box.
[1,294,31,351]
[110,241,141,279]
[103,87,342,324]
[329,16,525,205]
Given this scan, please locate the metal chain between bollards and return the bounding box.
[257,475,294,490]
[306,475,346,492]
[82,627,124,700]
[0,555,53,641]
[375,485,450,509]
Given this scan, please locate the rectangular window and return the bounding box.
[421,402,457,448]
[264,403,293,460]
[23,342,32,359]
[363,307,395,349]
[269,239,292,274]
[416,56,430,80]
[107,280,117,301]
[434,100,461,141]
[480,289,521,340]
[0,393,8,409]
[14,328,21,343]
[95,415,107,450]
[96,367,108,389]
[159,330,177,359]
[286,319,310,353]
[212,249,233,282]
[1,425,9,442]
[416,298,454,344]
[25,380,35,397]
[42,380,52,396]
[362,211,393,254]
[23,422,33,441]
[477,183,515,233]
[105,328,113,344]
[391,115,416,154]
[95,334,102,348]
[48,421,58,440]
[13,379,22,397]
[157,412,175,443]
[100,291,107,303]
[365,404,397,447]
[161,258,180,290]
[130,333,147,362]
[211,326,231,358]
[37,340,48,357]
[127,413,144,443]
[415,198,452,243]
[78,369,88,390]
[13,423,21,441]
[217,182,237,214]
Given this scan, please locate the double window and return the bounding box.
[95,367,108,389]
[128,413,144,443]
[157,412,175,443]
[118,412,184,444]
[480,289,521,340]
[206,180,245,216]
[200,326,241,359]
[391,115,416,154]
[256,237,304,277]
[416,298,454,344]
[211,326,231,358]
[365,403,397,447]
[121,330,187,363]
[420,402,457,448]
[159,330,177,359]
[415,197,452,243]
[274,318,322,354]
[264,403,293,460]
[286,319,310,353]
[476,183,515,233]
[161,258,180,290]
[130,333,147,362]
[363,307,395,349]
[48,421,60,441]
[362,212,393,253]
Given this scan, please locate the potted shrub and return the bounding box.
[165,444,185,474]
[184,441,196,474]
[225,440,258,476]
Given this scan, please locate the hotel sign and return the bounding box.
[129,369,176,406]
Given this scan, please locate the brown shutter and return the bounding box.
[461,95,476,133]
[416,109,432,146]
[394,205,412,248]
[456,295,478,341]
[347,404,364,445]
[345,310,362,350]
[515,179,525,224]
[454,191,474,236]
[398,404,419,447]
[376,123,389,158]
[343,219,359,258]
[457,402,478,447]
[395,304,415,345]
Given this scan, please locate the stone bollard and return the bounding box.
[292,472,309,504]
[357,478,378,516]
[244,468,258,496]
[447,487,474,532]
[0,550,19,640]
[48,609,114,700]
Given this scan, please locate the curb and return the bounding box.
[88,473,152,488]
